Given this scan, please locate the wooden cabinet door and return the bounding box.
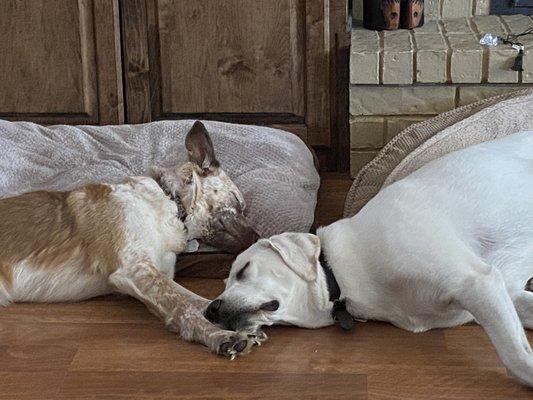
[121,0,333,146]
[0,0,123,125]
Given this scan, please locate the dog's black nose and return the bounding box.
[205,299,223,323]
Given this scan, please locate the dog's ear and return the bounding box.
[185,121,220,170]
[267,233,320,282]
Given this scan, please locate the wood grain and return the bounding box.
[0,0,123,125]
[120,0,152,124]
[156,0,302,115]
[121,0,339,150]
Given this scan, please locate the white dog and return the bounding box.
[206,131,533,385]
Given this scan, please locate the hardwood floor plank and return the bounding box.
[0,372,66,400]
[57,372,366,400]
[0,322,173,347]
[0,295,157,324]
[69,324,451,373]
[0,345,76,372]
[366,366,533,400]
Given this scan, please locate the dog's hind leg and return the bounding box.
[455,264,533,386]
[513,290,533,329]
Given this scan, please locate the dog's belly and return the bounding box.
[9,260,111,303]
[384,303,475,332]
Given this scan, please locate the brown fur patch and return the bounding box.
[0,264,12,287]
[0,184,125,276]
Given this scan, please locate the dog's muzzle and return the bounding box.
[204,210,259,254]
[205,299,253,330]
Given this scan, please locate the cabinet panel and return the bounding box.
[0,0,123,124]
[157,0,304,116]
[123,0,340,144]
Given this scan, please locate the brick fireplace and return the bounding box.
[349,0,533,177]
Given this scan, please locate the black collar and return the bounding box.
[319,251,341,302]
[319,249,355,331]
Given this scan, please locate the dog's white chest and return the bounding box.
[115,177,187,256]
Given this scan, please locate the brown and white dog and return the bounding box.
[0,121,263,358]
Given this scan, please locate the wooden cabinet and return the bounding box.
[0,0,123,125]
[0,0,348,168]
[121,0,343,147]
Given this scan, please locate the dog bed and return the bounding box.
[344,89,533,218]
[0,119,319,277]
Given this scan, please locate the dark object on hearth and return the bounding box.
[512,49,525,71]
[363,0,401,30]
[401,0,425,29]
[491,0,533,15]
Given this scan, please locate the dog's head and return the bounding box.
[205,232,333,330]
[153,121,258,254]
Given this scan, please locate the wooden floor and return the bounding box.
[2,174,532,399]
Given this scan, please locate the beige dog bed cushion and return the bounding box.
[344,89,533,217]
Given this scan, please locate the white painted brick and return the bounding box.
[415,20,441,34]
[512,18,533,83]
[471,15,506,36]
[442,18,473,34]
[457,86,525,106]
[501,15,533,34]
[448,33,483,83]
[350,151,379,177]
[425,0,488,20]
[382,30,413,84]
[350,117,385,149]
[351,30,380,84]
[350,86,456,116]
[385,116,433,142]
[425,0,441,20]
[442,0,473,19]
[414,33,448,83]
[523,41,533,83]
[474,0,490,15]
[487,47,519,83]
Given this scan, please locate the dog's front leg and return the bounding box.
[109,260,256,358]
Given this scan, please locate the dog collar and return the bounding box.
[319,250,355,331]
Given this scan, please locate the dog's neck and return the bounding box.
[310,247,336,315]
[319,250,341,302]
[154,176,187,221]
[316,247,355,330]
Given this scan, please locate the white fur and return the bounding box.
[10,260,111,303]
[220,131,533,385]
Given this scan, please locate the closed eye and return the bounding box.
[236,262,250,280]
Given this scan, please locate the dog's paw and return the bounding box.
[241,327,268,346]
[210,330,255,360]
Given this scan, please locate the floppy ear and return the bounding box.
[267,233,321,282]
[185,121,220,170]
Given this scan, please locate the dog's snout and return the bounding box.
[205,299,223,323]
